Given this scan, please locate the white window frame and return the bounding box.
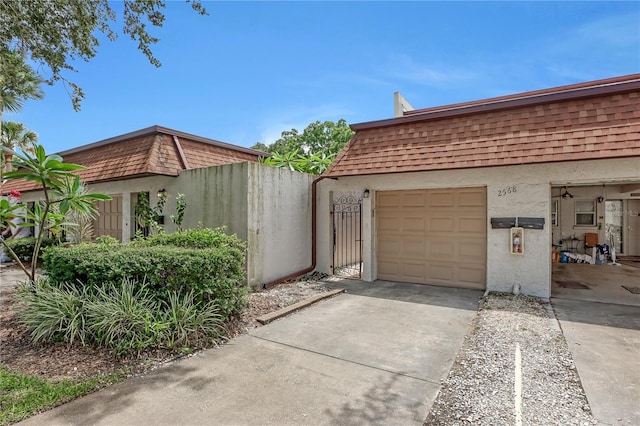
[551,199,558,227]
[575,200,596,226]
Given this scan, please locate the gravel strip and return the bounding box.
[426,293,597,426]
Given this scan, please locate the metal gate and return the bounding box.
[332,193,363,278]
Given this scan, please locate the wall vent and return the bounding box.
[631,193,640,197]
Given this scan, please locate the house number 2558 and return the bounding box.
[498,186,517,196]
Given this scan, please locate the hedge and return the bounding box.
[43,242,247,320]
[130,227,246,250]
[3,237,58,262]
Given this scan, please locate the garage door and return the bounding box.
[376,188,486,289]
[94,195,123,241]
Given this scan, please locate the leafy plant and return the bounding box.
[170,193,187,230]
[134,191,166,235]
[62,210,95,244]
[131,227,244,250]
[44,241,247,319]
[261,149,335,175]
[17,279,95,347]
[87,279,162,355]
[0,144,111,282]
[16,278,225,356]
[2,237,58,262]
[96,235,120,246]
[160,291,223,350]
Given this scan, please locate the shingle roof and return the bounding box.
[2,125,266,193]
[324,74,640,177]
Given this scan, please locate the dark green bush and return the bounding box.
[43,238,247,319]
[130,227,245,250]
[3,237,58,262]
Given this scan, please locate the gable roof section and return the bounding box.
[324,74,640,177]
[3,126,266,193]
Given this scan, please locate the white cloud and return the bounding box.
[573,13,640,47]
[544,13,640,70]
[384,53,477,87]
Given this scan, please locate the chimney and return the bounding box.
[394,92,415,117]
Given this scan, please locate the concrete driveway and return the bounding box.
[552,298,640,426]
[19,280,482,425]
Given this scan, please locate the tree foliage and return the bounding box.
[0,46,45,125]
[1,121,37,151]
[253,119,354,175]
[1,121,38,173]
[0,144,111,282]
[0,0,207,112]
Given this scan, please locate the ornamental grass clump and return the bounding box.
[16,278,224,356]
[17,279,95,347]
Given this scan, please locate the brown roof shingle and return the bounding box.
[324,75,640,177]
[2,126,266,193]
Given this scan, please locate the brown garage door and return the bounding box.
[376,188,486,289]
[94,195,123,241]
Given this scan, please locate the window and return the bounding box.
[575,200,595,226]
[551,200,558,227]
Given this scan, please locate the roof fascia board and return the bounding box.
[351,78,640,131]
[58,125,268,157]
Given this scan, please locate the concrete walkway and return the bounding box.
[552,298,640,425]
[19,280,482,425]
[0,264,29,287]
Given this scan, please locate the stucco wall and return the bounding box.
[316,157,640,298]
[246,163,314,288]
[176,163,250,241]
[17,175,177,243]
[16,163,313,289]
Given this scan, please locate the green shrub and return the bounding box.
[43,239,247,319]
[16,278,225,356]
[95,235,120,246]
[3,237,58,262]
[131,227,245,250]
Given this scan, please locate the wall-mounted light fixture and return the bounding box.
[157,189,167,198]
[560,186,574,199]
[363,189,370,199]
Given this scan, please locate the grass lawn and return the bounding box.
[0,364,117,425]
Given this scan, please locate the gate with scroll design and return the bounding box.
[332,193,363,278]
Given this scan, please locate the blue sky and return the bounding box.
[9,1,640,154]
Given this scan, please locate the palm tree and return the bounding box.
[1,121,38,172]
[0,46,45,126]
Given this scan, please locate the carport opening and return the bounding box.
[550,183,640,306]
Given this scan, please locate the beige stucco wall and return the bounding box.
[316,157,640,298]
[15,162,314,289]
[246,163,314,288]
[175,163,250,241]
[16,175,177,243]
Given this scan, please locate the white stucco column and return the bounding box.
[121,192,131,243]
[361,191,374,281]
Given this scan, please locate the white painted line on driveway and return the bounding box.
[515,342,523,426]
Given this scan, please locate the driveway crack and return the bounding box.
[249,334,440,385]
